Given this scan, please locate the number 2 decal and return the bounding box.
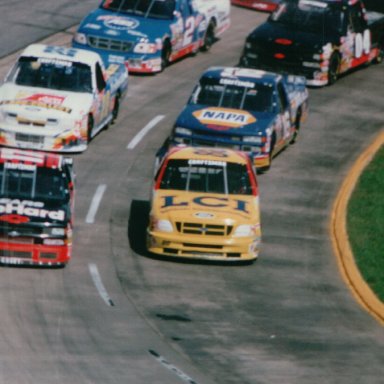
[183,16,195,47]
[355,29,371,58]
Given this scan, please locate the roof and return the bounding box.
[0,148,64,169]
[20,44,101,67]
[166,145,250,164]
[201,66,281,85]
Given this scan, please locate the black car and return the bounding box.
[240,0,384,86]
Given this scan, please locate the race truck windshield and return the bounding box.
[0,164,69,202]
[101,0,176,19]
[159,159,253,195]
[12,57,92,93]
[191,77,274,113]
[270,1,344,34]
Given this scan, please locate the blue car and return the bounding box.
[72,0,229,74]
[165,67,309,172]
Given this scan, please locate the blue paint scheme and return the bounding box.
[72,0,205,73]
[163,66,308,171]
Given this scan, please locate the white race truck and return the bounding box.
[0,44,128,152]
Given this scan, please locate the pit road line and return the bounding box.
[331,129,384,325]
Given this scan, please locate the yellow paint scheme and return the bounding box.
[147,147,262,262]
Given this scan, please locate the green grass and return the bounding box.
[347,146,384,302]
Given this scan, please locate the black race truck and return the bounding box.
[240,0,384,86]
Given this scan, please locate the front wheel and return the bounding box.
[201,22,215,52]
[290,108,302,144]
[111,94,120,124]
[258,133,275,174]
[160,42,171,72]
[87,114,94,143]
[373,44,384,64]
[327,52,340,86]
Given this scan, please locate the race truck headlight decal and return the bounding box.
[303,62,321,68]
[43,239,65,246]
[153,219,173,233]
[50,227,65,236]
[134,42,157,54]
[233,224,254,238]
[243,136,265,144]
[73,33,87,45]
[175,127,192,136]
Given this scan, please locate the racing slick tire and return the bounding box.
[258,132,275,174]
[161,41,171,72]
[201,21,215,52]
[111,94,120,125]
[290,108,302,144]
[87,114,94,143]
[327,52,340,86]
[373,43,384,64]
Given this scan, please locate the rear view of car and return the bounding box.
[147,146,261,263]
[0,148,75,267]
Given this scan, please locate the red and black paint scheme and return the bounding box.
[240,0,384,86]
[0,148,74,267]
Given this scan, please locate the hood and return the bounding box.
[152,190,260,224]
[0,198,70,226]
[0,83,93,117]
[78,8,171,42]
[175,104,276,135]
[249,21,339,54]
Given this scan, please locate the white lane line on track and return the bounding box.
[88,263,115,307]
[127,115,165,149]
[85,184,107,224]
[148,350,198,384]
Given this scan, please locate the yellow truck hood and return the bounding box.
[151,190,260,225]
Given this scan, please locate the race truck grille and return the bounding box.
[0,236,33,244]
[15,133,45,145]
[0,227,44,237]
[176,222,233,236]
[88,36,133,52]
[0,249,32,259]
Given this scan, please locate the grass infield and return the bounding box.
[347,146,384,302]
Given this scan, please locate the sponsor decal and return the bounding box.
[160,195,250,214]
[98,15,139,30]
[0,199,65,221]
[0,93,71,113]
[193,107,256,128]
[0,214,30,224]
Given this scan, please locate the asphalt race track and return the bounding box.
[0,2,383,384]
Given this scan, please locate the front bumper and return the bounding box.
[0,128,87,153]
[147,230,260,262]
[0,240,71,267]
